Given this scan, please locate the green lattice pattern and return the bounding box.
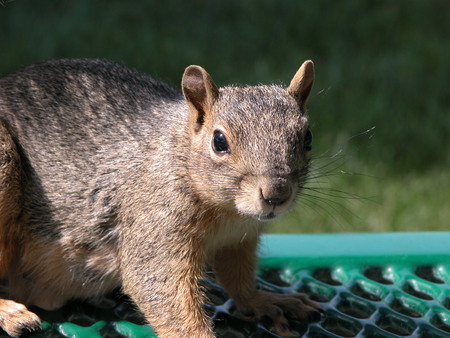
[1,232,448,337]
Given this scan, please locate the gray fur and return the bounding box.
[0,59,318,337]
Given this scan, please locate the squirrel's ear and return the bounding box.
[287,60,314,112]
[182,65,219,132]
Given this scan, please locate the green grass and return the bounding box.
[272,164,449,233]
[1,0,448,233]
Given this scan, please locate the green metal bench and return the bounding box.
[11,232,450,337]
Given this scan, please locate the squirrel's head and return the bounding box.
[181,61,314,222]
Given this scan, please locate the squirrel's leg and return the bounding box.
[0,121,42,336]
[212,236,323,337]
[119,231,214,338]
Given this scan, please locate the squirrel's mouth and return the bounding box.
[234,174,299,222]
[255,211,278,222]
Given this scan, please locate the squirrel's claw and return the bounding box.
[0,299,42,337]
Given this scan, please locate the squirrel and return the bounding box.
[0,58,322,337]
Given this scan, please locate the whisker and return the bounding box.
[294,195,348,226]
[348,126,376,141]
[298,192,360,221]
[303,186,375,202]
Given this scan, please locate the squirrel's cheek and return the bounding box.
[233,179,261,216]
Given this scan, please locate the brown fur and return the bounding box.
[0,58,320,337]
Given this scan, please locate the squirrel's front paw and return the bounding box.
[239,291,324,337]
[0,299,42,337]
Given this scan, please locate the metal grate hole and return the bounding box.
[321,312,362,337]
[402,281,434,301]
[363,325,402,338]
[431,312,450,333]
[67,314,97,327]
[287,321,311,337]
[375,310,417,336]
[364,267,395,285]
[420,326,450,338]
[299,280,336,302]
[99,323,129,338]
[350,281,383,301]
[415,265,445,284]
[443,297,450,311]
[257,316,310,337]
[214,314,257,338]
[204,281,230,305]
[307,326,343,337]
[259,269,291,287]
[113,302,146,325]
[312,268,342,286]
[336,295,375,319]
[390,298,422,318]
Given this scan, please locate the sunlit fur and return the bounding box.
[0,59,320,337]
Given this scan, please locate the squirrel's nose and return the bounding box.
[260,180,292,207]
[265,196,289,207]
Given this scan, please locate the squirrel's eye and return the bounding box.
[212,130,230,154]
[304,129,313,151]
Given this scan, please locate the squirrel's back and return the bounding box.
[0,59,187,239]
[0,58,182,150]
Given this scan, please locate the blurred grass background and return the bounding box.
[1,0,448,233]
